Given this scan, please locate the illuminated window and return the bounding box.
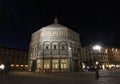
[61,64,63,69]
[10,64,14,67]
[16,65,19,67]
[25,65,28,67]
[52,63,58,69]
[47,64,49,69]
[20,65,23,67]
[64,64,66,68]
[61,63,66,69]
[44,64,50,69]
[55,64,58,69]
[52,60,58,63]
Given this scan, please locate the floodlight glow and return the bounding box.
[93,45,101,51]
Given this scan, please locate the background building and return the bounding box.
[107,48,120,68]
[28,18,81,72]
[81,46,109,70]
[0,47,28,70]
[81,46,120,70]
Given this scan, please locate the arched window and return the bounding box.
[60,42,67,50]
[44,42,51,49]
[52,42,58,50]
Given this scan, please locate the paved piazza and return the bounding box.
[0,70,120,84]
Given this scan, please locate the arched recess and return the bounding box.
[52,41,59,50]
[31,43,37,58]
[43,41,51,50]
[29,44,34,56]
[73,43,77,53]
[37,42,42,57]
[37,42,41,51]
[59,41,67,50]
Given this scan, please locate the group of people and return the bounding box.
[0,65,10,75]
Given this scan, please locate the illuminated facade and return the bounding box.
[107,48,120,68]
[28,18,81,72]
[81,47,109,69]
[0,47,28,70]
[81,47,120,69]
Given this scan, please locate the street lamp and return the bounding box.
[93,45,101,51]
[95,61,99,69]
[96,61,99,65]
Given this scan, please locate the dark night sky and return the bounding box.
[0,0,120,50]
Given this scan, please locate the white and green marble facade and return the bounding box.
[28,18,81,72]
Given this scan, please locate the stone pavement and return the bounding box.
[99,69,120,73]
[0,71,120,84]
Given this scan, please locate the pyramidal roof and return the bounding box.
[43,17,68,29]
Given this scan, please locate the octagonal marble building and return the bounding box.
[28,18,81,72]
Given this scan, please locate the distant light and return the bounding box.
[83,65,85,69]
[102,65,105,70]
[0,64,5,70]
[20,65,23,67]
[16,65,19,67]
[25,65,28,67]
[11,64,14,67]
[82,63,85,69]
[108,64,116,68]
[111,64,115,67]
[105,49,108,53]
[96,61,99,65]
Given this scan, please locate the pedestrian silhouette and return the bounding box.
[95,69,99,79]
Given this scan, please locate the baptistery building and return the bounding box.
[28,18,81,72]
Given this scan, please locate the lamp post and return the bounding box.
[69,47,72,72]
[95,61,99,79]
[93,45,101,79]
[93,45,102,69]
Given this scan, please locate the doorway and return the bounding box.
[31,60,37,72]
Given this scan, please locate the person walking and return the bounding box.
[95,68,99,79]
